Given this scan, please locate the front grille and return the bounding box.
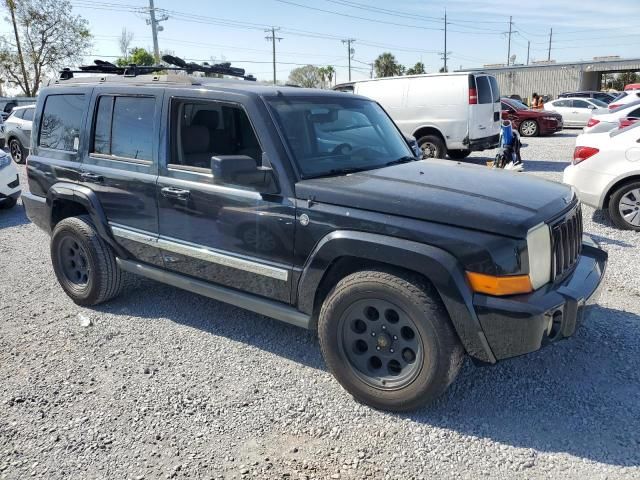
[550,204,583,281]
[7,175,19,189]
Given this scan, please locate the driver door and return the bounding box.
[156,95,295,303]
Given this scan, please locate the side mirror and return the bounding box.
[211,155,278,193]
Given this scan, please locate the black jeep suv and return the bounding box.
[23,70,607,411]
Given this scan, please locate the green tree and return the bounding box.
[116,47,155,67]
[374,52,403,78]
[324,65,335,87]
[0,0,91,97]
[288,64,322,88]
[406,62,426,75]
[611,71,639,91]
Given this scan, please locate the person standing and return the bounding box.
[531,93,544,110]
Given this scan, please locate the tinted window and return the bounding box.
[553,100,570,108]
[573,100,591,109]
[170,100,262,170]
[110,97,154,160]
[629,108,640,118]
[488,76,500,102]
[12,109,24,120]
[93,96,113,155]
[39,94,85,152]
[476,76,492,104]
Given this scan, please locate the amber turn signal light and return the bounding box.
[466,272,533,296]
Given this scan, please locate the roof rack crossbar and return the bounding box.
[59,55,256,81]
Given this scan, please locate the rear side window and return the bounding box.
[488,76,500,103]
[554,100,570,107]
[475,76,492,104]
[39,94,85,152]
[91,96,155,161]
[11,109,24,119]
[573,100,591,109]
[22,108,34,121]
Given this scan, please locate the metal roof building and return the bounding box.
[460,57,640,100]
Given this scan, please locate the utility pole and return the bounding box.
[548,28,553,61]
[6,0,30,96]
[506,16,513,65]
[342,38,355,81]
[526,40,530,65]
[265,27,283,85]
[146,0,168,63]
[439,11,451,72]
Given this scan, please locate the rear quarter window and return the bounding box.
[39,94,86,153]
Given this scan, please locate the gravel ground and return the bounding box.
[1,131,640,480]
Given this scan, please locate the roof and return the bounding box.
[459,57,640,73]
[335,71,471,88]
[47,73,359,99]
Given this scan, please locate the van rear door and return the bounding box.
[468,74,500,144]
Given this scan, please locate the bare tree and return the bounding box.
[118,27,134,63]
[0,0,92,97]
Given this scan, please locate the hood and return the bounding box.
[296,160,574,238]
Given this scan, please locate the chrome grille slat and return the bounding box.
[550,204,582,281]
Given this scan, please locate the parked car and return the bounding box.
[23,66,607,412]
[558,91,617,104]
[501,97,563,137]
[583,100,640,134]
[3,104,35,163]
[608,90,640,110]
[544,98,608,127]
[564,122,640,230]
[334,72,501,160]
[0,150,20,209]
[623,83,640,91]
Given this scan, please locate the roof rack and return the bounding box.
[59,55,256,81]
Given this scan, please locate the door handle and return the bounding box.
[81,172,104,183]
[161,186,190,200]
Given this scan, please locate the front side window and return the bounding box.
[91,96,155,161]
[265,96,413,178]
[39,94,85,152]
[170,99,262,170]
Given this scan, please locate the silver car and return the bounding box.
[3,104,35,164]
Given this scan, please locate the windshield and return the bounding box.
[265,95,413,178]
[505,98,529,110]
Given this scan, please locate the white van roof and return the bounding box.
[336,71,482,88]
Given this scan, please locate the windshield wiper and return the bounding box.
[311,167,368,178]
[383,156,417,167]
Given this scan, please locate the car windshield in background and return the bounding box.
[265,96,413,178]
[507,99,529,110]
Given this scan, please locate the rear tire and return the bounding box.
[417,135,446,159]
[447,149,471,160]
[0,197,17,209]
[608,181,640,231]
[519,119,539,137]
[51,215,125,306]
[318,270,464,412]
[9,138,26,164]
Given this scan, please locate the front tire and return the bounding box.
[447,149,471,160]
[51,215,125,306]
[519,120,539,137]
[318,270,464,412]
[9,138,26,164]
[609,181,640,231]
[0,197,17,209]
[417,135,446,159]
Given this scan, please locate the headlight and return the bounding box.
[527,223,552,289]
[0,154,10,169]
[543,116,558,121]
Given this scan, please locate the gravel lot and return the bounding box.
[1,131,639,480]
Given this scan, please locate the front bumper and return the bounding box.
[473,236,607,360]
[540,117,563,134]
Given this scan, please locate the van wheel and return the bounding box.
[519,120,539,137]
[318,270,464,412]
[51,215,125,306]
[609,181,640,231]
[447,149,471,160]
[417,135,446,159]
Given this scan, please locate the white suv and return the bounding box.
[0,151,20,209]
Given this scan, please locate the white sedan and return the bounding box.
[563,123,640,230]
[0,151,20,209]
[545,98,608,127]
[583,100,640,134]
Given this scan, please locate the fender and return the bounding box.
[47,182,129,259]
[296,231,496,364]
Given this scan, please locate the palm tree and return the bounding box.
[324,65,335,87]
[374,52,402,78]
[318,67,327,88]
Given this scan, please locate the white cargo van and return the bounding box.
[335,72,501,159]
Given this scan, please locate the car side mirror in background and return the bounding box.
[211,155,278,194]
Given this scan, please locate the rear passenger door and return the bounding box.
[156,95,295,303]
[80,89,164,266]
[571,99,595,126]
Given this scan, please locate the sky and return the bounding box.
[19,0,640,84]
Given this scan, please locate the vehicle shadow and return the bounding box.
[589,233,633,248]
[0,200,30,229]
[98,281,640,467]
[552,131,580,138]
[521,160,567,173]
[591,208,616,229]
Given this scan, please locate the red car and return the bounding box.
[501,97,563,137]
